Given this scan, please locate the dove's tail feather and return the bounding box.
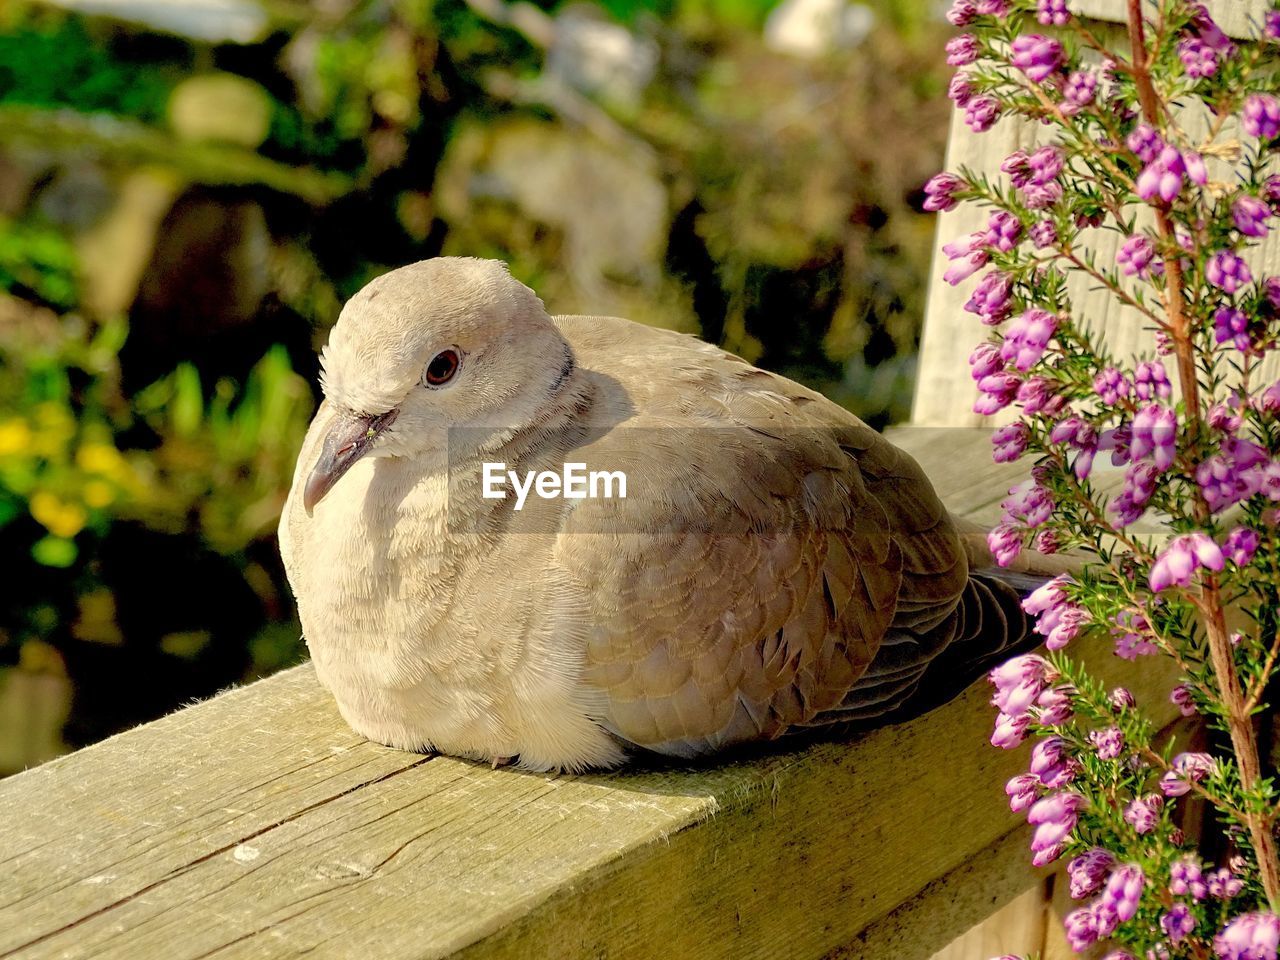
[797,569,1045,734]
[879,570,1043,721]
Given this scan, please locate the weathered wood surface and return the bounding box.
[914,0,1279,428]
[0,428,1182,960]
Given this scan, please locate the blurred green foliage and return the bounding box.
[0,0,951,768]
[0,218,78,309]
[0,17,171,120]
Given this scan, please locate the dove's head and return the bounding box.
[304,257,575,511]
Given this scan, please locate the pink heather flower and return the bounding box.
[946,34,979,66]
[1208,400,1244,433]
[1035,685,1073,725]
[987,524,1021,566]
[1124,794,1161,834]
[1001,149,1032,188]
[1036,0,1068,25]
[1030,736,1075,788]
[991,422,1029,463]
[1170,856,1208,900]
[1048,416,1086,446]
[943,234,989,285]
[1171,684,1197,716]
[924,172,965,212]
[1006,773,1040,812]
[1215,307,1251,352]
[1136,146,1186,204]
[1161,903,1196,944]
[945,0,977,26]
[1267,276,1280,311]
[1130,403,1177,469]
[1258,460,1280,500]
[1030,220,1057,248]
[1196,447,1265,512]
[1010,34,1063,83]
[1109,687,1136,710]
[1016,376,1062,416]
[1001,478,1053,527]
[1150,533,1226,592]
[1023,575,1086,650]
[969,342,1003,379]
[1094,367,1131,405]
[974,372,1020,415]
[1262,380,1280,413]
[1160,752,1216,798]
[1111,609,1157,659]
[1089,726,1124,759]
[1208,867,1245,900]
[966,270,1014,323]
[1022,181,1062,210]
[985,210,1023,252]
[1134,360,1171,399]
[989,653,1048,716]
[991,710,1030,748]
[1028,145,1063,184]
[1179,37,1219,78]
[1117,234,1157,277]
[1127,124,1162,163]
[1235,195,1272,237]
[1027,791,1085,853]
[948,72,975,107]
[1102,864,1145,924]
[1110,460,1158,527]
[1207,251,1254,293]
[1063,907,1099,951]
[1185,149,1208,185]
[1215,912,1280,960]
[1062,70,1096,114]
[975,0,1008,13]
[1068,848,1114,899]
[1000,308,1057,371]
[1033,529,1059,554]
[1032,843,1065,868]
[1267,10,1280,40]
[1225,526,1260,565]
[1188,3,1234,54]
[965,96,1000,132]
[1244,94,1280,140]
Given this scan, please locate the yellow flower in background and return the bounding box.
[82,480,115,509]
[30,403,75,459]
[29,491,87,539]
[0,418,31,456]
[76,442,128,478]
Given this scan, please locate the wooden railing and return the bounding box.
[0,428,1179,960]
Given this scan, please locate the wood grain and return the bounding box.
[0,430,1183,960]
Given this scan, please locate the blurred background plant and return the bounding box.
[0,0,952,772]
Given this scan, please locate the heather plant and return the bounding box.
[929,0,1280,955]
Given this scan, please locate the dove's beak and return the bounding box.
[303,408,398,514]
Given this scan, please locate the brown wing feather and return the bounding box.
[551,316,970,758]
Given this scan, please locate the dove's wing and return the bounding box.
[550,316,973,758]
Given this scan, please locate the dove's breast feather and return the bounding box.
[549,316,969,758]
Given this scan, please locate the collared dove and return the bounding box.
[280,257,1045,772]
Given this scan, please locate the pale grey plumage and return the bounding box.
[279,257,1039,772]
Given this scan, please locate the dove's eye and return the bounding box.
[423,349,461,387]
